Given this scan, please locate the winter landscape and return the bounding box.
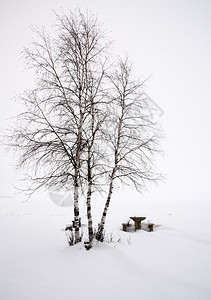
[0,193,211,300]
[1,0,211,299]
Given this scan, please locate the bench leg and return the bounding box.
[148,224,154,232]
[122,225,127,232]
[134,221,142,230]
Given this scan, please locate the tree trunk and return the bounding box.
[73,169,81,244]
[85,150,94,249]
[86,180,94,248]
[73,120,83,244]
[96,170,115,242]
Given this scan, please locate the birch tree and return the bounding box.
[96,58,162,242]
[82,104,108,248]
[6,10,110,245]
[5,9,162,248]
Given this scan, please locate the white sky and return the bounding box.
[0,0,210,201]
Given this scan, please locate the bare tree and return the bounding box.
[96,58,162,242]
[5,9,162,248]
[6,9,111,245]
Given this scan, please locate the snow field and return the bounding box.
[0,194,211,300]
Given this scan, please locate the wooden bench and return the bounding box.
[148,223,154,232]
[122,218,154,232]
[122,221,131,232]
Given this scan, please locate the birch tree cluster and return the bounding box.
[7,10,162,249]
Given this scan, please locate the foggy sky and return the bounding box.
[0,0,210,201]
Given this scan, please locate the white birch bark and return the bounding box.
[86,149,94,244]
[73,120,83,244]
[73,169,81,243]
[86,184,94,246]
[96,169,116,241]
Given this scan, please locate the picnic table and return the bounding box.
[130,216,146,231]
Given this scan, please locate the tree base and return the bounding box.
[95,227,104,242]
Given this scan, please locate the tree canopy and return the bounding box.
[6,9,162,249]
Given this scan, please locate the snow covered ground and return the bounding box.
[0,193,211,300]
